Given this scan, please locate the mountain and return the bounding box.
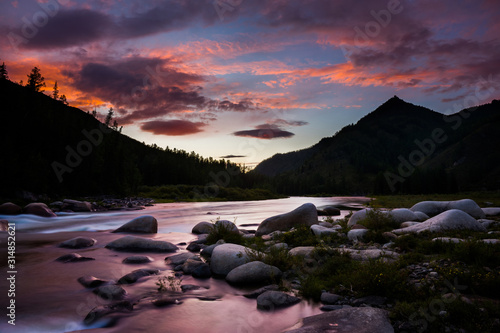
[253,96,500,194]
[0,79,244,198]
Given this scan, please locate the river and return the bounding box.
[0,196,369,333]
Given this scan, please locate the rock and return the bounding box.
[256,203,318,236]
[59,237,96,249]
[319,221,333,228]
[482,207,500,217]
[270,243,288,251]
[186,242,202,252]
[311,224,338,237]
[182,258,206,274]
[338,248,399,261]
[117,269,160,284]
[93,285,127,300]
[348,208,420,227]
[347,229,368,242]
[210,243,252,276]
[77,275,109,288]
[352,295,387,306]
[288,246,315,258]
[410,199,485,219]
[317,206,341,216]
[479,219,496,228]
[166,253,198,266]
[192,221,214,234]
[0,202,22,215]
[256,291,301,310]
[23,203,56,217]
[200,243,221,257]
[0,219,8,231]
[194,234,209,244]
[243,285,280,298]
[414,211,430,221]
[55,253,95,263]
[482,239,500,244]
[432,237,463,243]
[226,261,282,286]
[181,284,201,292]
[393,210,486,234]
[214,219,240,234]
[351,224,367,230]
[284,307,393,333]
[84,301,133,325]
[105,236,178,252]
[122,255,154,264]
[320,292,341,305]
[382,232,397,240]
[192,263,212,278]
[320,304,344,311]
[400,222,420,228]
[62,199,92,212]
[152,297,181,307]
[112,215,158,234]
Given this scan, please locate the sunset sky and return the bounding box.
[1,0,499,166]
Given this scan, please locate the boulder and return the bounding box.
[226,261,282,286]
[192,263,212,278]
[186,242,203,252]
[347,229,368,242]
[482,207,500,217]
[413,211,430,221]
[200,243,223,257]
[210,243,252,276]
[0,202,22,215]
[105,236,178,253]
[55,253,95,263]
[122,255,154,264]
[348,208,420,227]
[320,292,341,305]
[112,215,158,234]
[400,222,420,228]
[59,237,96,249]
[256,203,318,236]
[410,199,485,219]
[93,285,127,300]
[243,285,280,298]
[311,224,338,237]
[182,258,206,274]
[288,246,315,258]
[77,276,109,288]
[23,203,56,217]
[192,221,214,234]
[284,307,393,333]
[393,209,486,234]
[214,219,239,234]
[166,253,198,266]
[117,269,160,284]
[62,199,92,212]
[317,206,341,216]
[256,291,301,310]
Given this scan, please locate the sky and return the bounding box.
[1,0,499,167]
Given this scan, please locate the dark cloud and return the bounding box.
[220,155,247,159]
[141,120,206,136]
[233,124,295,139]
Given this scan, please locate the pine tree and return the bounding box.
[105,107,114,126]
[59,94,68,105]
[26,67,46,92]
[52,81,59,99]
[0,62,8,80]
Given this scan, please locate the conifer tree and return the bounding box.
[52,81,59,99]
[0,62,8,80]
[26,67,46,92]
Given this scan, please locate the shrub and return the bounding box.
[206,218,244,245]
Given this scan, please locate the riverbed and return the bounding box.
[0,197,369,333]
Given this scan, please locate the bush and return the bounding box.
[206,218,244,245]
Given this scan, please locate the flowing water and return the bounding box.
[0,197,369,333]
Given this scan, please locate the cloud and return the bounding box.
[220,155,247,159]
[141,120,206,136]
[233,124,295,139]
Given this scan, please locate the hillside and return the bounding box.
[254,96,500,194]
[0,79,244,198]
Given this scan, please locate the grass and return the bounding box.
[206,218,244,245]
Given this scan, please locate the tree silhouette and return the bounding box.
[0,62,8,80]
[59,94,68,105]
[26,67,46,92]
[52,81,59,99]
[105,107,114,126]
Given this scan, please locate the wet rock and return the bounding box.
[59,237,96,249]
[78,275,109,288]
[210,243,253,276]
[105,236,178,252]
[320,292,341,305]
[192,263,212,278]
[410,199,485,219]
[122,255,154,264]
[152,297,182,307]
[243,285,280,298]
[55,253,95,263]
[284,307,393,333]
[182,258,206,274]
[226,261,282,286]
[84,301,133,325]
[166,252,198,266]
[200,243,220,257]
[256,203,318,236]
[214,219,240,234]
[0,202,22,215]
[93,285,127,300]
[181,284,201,292]
[23,203,56,217]
[62,199,92,212]
[117,269,160,284]
[186,242,203,252]
[112,215,158,234]
[393,210,486,234]
[256,291,301,310]
[192,221,214,234]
